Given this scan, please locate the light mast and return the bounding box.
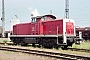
[65,0,69,19]
[1,0,5,37]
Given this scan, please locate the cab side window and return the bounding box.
[36,18,40,22]
[32,18,40,23]
[50,17,54,20]
[42,16,47,21]
[32,18,36,23]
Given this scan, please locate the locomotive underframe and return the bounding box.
[10,35,75,48]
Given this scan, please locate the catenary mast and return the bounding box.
[65,0,69,19]
[1,0,5,37]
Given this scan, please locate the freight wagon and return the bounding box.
[10,14,79,48]
[76,27,90,40]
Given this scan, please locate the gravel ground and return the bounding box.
[0,50,61,60]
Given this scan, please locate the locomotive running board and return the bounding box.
[10,34,75,37]
[58,44,67,46]
[10,35,62,37]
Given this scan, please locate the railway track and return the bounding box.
[0,46,90,60]
[67,48,90,52]
[0,42,90,53]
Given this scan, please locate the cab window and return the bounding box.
[50,17,55,20]
[32,18,36,23]
[32,18,40,23]
[36,18,40,22]
[42,16,47,21]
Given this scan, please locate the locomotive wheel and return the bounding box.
[54,44,59,49]
[61,45,68,50]
[13,42,18,45]
[32,43,36,47]
[21,43,28,46]
[37,44,41,48]
[13,41,19,45]
[43,39,53,49]
[43,45,53,49]
[20,41,28,46]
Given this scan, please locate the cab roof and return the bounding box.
[43,14,56,19]
[31,14,56,19]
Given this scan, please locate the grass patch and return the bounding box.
[71,41,90,49]
[59,49,90,55]
[5,51,14,54]
[0,58,3,60]
[0,38,11,43]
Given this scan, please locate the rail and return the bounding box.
[0,46,90,60]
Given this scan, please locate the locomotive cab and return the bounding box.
[31,16,42,23]
[42,14,56,21]
[31,14,56,23]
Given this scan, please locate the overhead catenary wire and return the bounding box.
[5,0,19,19]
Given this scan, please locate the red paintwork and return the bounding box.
[13,25,17,35]
[66,22,74,34]
[13,22,30,35]
[29,22,43,35]
[13,18,43,35]
[43,19,63,35]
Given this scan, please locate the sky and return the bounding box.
[0,0,90,30]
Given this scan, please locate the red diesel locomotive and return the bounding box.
[10,14,78,48]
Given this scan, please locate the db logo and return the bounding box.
[32,27,35,31]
